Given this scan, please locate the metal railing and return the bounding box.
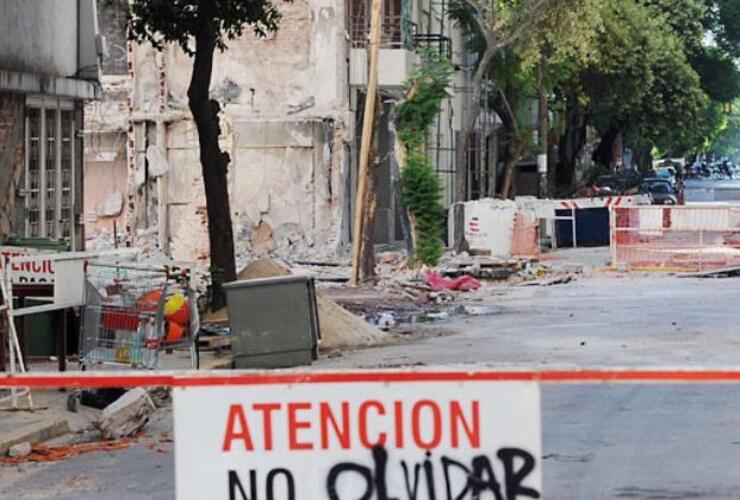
[349,15,416,49]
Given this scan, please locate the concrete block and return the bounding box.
[0,417,70,455]
[99,388,156,440]
[8,442,31,457]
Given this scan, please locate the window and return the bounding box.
[23,98,76,241]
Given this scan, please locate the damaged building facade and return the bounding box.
[85,0,471,266]
[0,0,101,248]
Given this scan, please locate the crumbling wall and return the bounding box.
[0,92,25,240]
[83,132,127,235]
[83,78,130,248]
[85,0,352,268]
[166,118,347,268]
[165,0,348,120]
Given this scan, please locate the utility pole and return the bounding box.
[350,0,382,284]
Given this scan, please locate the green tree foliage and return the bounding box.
[128,0,281,54]
[450,0,599,195]
[711,116,740,159]
[396,52,453,266]
[704,0,740,57]
[581,0,729,160]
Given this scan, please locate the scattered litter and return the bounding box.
[377,312,397,331]
[424,311,450,321]
[425,271,481,292]
[519,275,574,287]
[293,260,347,268]
[70,388,127,411]
[543,452,595,463]
[463,305,501,316]
[2,438,137,464]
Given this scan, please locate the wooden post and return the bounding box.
[350,0,383,285]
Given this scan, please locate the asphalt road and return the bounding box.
[4,385,740,499]
[3,251,740,499]
[685,177,740,202]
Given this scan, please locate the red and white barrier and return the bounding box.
[611,205,740,271]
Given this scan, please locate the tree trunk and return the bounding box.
[537,67,548,198]
[592,126,621,169]
[453,49,496,252]
[359,100,384,283]
[557,106,586,190]
[359,163,379,282]
[500,141,526,199]
[188,0,236,311]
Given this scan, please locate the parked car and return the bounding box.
[653,168,676,186]
[641,182,677,205]
[595,175,620,192]
[641,177,673,191]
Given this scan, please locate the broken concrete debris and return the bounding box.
[8,442,31,458]
[99,388,156,441]
[0,417,71,456]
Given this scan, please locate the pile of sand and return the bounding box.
[204,258,384,348]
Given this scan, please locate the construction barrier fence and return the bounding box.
[611,205,740,272]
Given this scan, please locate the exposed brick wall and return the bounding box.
[99,1,129,76]
[0,92,25,240]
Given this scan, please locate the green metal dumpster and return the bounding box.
[224,275,320,368]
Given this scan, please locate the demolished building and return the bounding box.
[85,0,474,268]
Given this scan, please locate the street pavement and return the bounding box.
[5,384,740,499]
[3,248,740,498]
[685,177,740,202]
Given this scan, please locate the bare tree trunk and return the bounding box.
[188,0,236,310]
[537,64,549,198]
[592,126,621,169]
[500,142,526,199]
[359,100,384,282]
[359,162,379,282]
[557,104,585,189]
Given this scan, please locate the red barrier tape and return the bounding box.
[4,369,740,388]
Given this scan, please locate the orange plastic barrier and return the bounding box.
[510,210,541,258]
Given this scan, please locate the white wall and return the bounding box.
[0,0,79,77]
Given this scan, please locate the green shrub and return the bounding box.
[401,153,445,265]
[396,50,453,267]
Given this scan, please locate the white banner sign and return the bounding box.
[0,246,55,284]
[174,374,542,500]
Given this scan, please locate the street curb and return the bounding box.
[0,417,70,455]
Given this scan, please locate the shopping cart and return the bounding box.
[78,263,198,371]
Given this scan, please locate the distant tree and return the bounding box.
[704,0,740,57]
[127,0,282,309]
[449,0,598,198]
[581,0,709,165]
[448,0,565,250]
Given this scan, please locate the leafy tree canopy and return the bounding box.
[127,0,282,54]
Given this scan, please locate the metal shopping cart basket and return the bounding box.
[79,263,198,371]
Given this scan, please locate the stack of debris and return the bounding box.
[439,254,531,281]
